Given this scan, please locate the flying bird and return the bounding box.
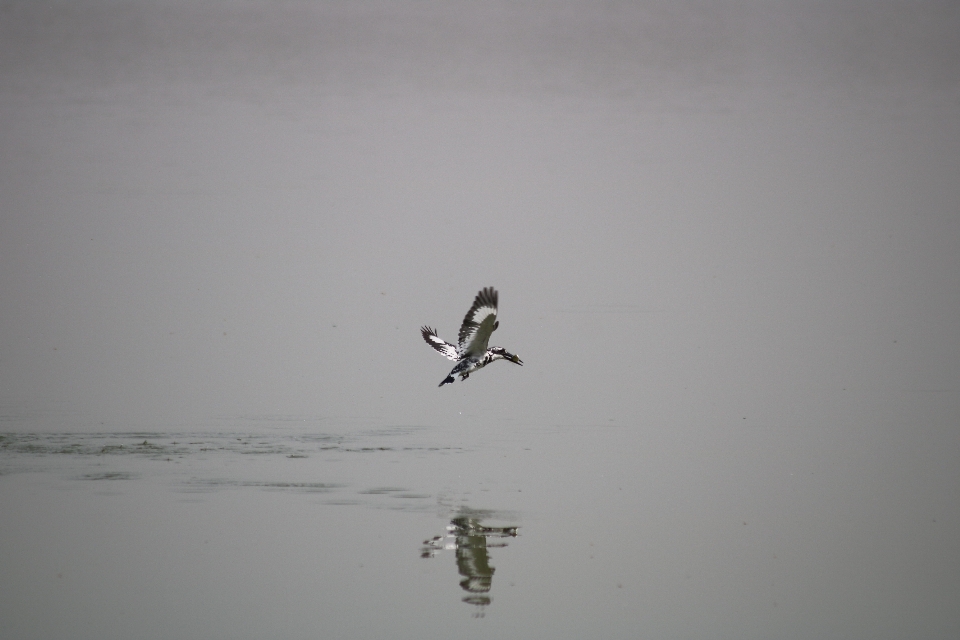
[421,287,523,387]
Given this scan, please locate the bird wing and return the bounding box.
[421,326,459,360]
[457,287,498,358]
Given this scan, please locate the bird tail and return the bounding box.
[439,375,455,387]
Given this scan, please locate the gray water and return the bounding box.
[2,1,959,638]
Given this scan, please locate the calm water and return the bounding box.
[3,399,958,639]
[2,1,959,638]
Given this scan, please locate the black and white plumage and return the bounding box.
[421,287,523,387]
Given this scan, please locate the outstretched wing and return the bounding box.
[421,326,458,360]
[458,287,499,358]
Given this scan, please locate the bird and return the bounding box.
[421,287,523,387]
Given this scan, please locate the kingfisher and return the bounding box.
[421,287,523,387]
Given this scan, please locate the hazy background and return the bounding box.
[2,0,957,430]
[1,1,958,638]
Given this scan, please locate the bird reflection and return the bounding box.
[421,513,518,614]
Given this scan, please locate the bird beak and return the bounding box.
[511,355,523,365]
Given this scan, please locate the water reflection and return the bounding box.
[422,510,518,614]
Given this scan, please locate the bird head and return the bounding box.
[490,347,523,365]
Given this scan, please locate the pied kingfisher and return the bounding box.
[421,287,523,387]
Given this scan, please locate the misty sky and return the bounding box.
[1,0,958,430]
